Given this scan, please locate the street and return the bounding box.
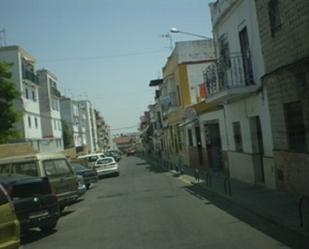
[22,156,293,249]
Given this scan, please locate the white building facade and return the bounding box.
[78,100,98,153]
[206,0,275,188]
[60,97,83,148]
[0,46,43,150]
[37,69,63,152]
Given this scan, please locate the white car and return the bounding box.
[77,153,105,168]
[94,157,119,177]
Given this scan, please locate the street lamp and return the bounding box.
[170,27,211,40]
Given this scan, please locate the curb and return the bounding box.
[147,160,309,239]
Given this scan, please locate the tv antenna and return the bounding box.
[160,33,173,50]
[0,29,7,47]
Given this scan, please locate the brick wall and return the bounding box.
[0,143,37,158]
[255,0,309,74]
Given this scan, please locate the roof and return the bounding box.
[0,45,36,63]
[149,79,163,87]
[0,153,66,164]
[113,136,132,144]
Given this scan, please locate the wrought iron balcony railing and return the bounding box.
[51,86,61,97]
[22,70,39,85]
[204,53,255,97]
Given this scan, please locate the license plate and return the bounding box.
[29,210,49,219]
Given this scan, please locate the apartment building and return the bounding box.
[37,69,63,152]
[95,110,111,152]
[0,46,43,150]
[160,40,215,168]
[205,0,275,188]
[60,97,83,148]
[255,0,309,195]
[77,100,98,152]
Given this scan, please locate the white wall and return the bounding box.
[212,0,265,86]
[0,48,42,140]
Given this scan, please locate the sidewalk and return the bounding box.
[144,156,309,238]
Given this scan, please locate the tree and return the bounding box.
[62,120,74,149]
[0,62,21,143]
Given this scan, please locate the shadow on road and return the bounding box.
[136,162,148,166]
[145,163,168,174]
[61,209,75,217]
[21,228,56,245]
[183,183,309,249]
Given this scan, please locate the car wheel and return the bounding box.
[40,221,57,233]
[86,183,90,189]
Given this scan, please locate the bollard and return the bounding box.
[224,177,232,196]
[205,170,212,187]
[299,195,309,227]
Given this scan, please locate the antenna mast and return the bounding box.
[0,29,7,47]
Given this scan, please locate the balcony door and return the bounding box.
[239,27,254,85]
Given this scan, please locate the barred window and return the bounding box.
[284,101,306,152]
[233,121,243,152]
[268,0,282,36]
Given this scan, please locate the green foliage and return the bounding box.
[62,120,74,149]
[0,62,21,143]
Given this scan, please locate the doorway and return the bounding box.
[195,125,203,165]
[250,116,265,183]
[205,122,222,171]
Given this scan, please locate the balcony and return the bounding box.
[51,86,61,97]
[23,70,39,85]
[204,53,258,104]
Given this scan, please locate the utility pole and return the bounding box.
[0,29,7,47]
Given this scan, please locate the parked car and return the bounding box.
[76,175,87,197]
[0,174,60,233]
[72,163,98,189]
[105,151,121,162]
[0,153,79,211]
[0,184,20,249]
[77,153,105,168]
[94,157,119,177]
[126,148,136,156]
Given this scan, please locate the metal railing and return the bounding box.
[22,70,39,85]
[299,195,309,227]
[204,53,255,97]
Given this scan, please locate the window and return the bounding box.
[268,0,281,36]
[188,129,193,146]
[43,159,72,177]
[25,87,29,99]
[34,117,38,128]
[284,101,306,152]
[218,33,230,68]
[12,162,38,176]
[32,90,36,101]
[233,122,243,152]
[54,119,57,130]
[52,98,59,111]
[0,185,9,205]
[28,116,32,128]
[176,85,181,106]
[0,164,11,174]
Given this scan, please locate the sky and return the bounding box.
[0,0,213,134]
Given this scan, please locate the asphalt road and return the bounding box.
[21,156,302,249]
